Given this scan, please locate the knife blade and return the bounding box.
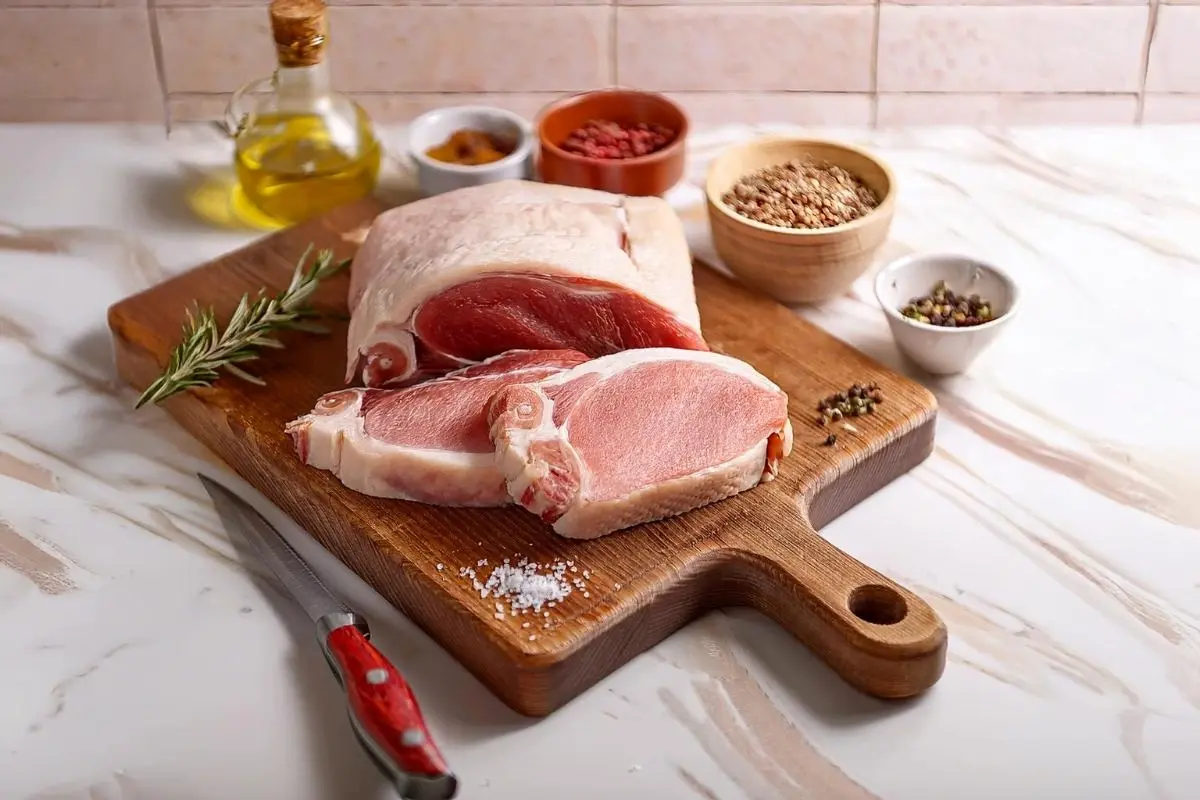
[198,474,458,800]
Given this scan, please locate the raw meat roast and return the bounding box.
[288,181,793,539]
[345,180,708,388]
[285,350,590,506]
[488,348,794,539]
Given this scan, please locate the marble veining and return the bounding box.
[1,122,1199,799]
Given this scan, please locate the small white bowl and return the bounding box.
[874,253,1021,375]
[406,105,535,197]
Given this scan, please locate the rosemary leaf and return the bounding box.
[284,321,330,334]
[224,364,267,385]
[134,246,350,409]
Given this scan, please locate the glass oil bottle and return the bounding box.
[224,0,382,228]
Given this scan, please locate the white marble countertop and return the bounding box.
[1,122,1199,800]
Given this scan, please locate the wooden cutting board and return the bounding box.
[108,197,947,716]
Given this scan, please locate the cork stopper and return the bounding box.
[269,0,328,67]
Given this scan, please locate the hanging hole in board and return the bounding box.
[848,584,907,625]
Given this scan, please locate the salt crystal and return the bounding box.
[583,592,590,598]
[583,570,590,578]
[475,562,571,613]
[436,563,444,571]
[529,635,537,641]
[522,622,530,628]
[494,612,504,621]
[614,583,622,590]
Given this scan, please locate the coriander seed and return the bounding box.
[721,158,880,230]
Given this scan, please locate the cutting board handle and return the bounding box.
[731,512,947,699]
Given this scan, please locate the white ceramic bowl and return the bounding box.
[874,253,1021,375]
[407,106,535,197]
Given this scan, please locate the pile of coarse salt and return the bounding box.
[458,556,591,626]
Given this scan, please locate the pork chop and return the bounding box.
[345,180,707,388]
[285,349,591,506]
[487,348,793,539]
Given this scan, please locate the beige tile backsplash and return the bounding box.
[0,0,1196,126]
[876,6,1148,93]
[617,7,875,92]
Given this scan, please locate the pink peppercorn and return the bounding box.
[560,119,675,160]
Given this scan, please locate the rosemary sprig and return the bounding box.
[134,245,350,409]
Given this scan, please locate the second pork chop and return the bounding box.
[286,349,590,506]
[488,348,794,538]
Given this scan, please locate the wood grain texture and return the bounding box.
[107,197,948,716]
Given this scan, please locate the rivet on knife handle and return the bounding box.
[323,622,458,799]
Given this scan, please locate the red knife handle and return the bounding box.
[322,622,458,799]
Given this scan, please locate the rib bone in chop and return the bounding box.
[488,348,794,539]
[345,180,707,388]
[285,350,591,506]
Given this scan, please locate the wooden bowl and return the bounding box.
[705,137,897,304]
[535,89,688,197]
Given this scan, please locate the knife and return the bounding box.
[199,474,459,800]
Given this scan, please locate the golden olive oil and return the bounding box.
[225,0,382,229]
[233,108,382,228]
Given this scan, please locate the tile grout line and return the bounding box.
[870,0,881,128]
[609,1,618,86]
[145,0,172,134]
[163,91,1149,97]
[91,1,1158,7]
[1135,0,1159,125]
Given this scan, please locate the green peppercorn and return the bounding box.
[899,281,998,328]
[815,383,885,431]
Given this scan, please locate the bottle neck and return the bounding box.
[274,60,330,102]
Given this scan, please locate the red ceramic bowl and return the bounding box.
[535,89,689,197]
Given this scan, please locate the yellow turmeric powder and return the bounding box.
[425,129,513,166]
